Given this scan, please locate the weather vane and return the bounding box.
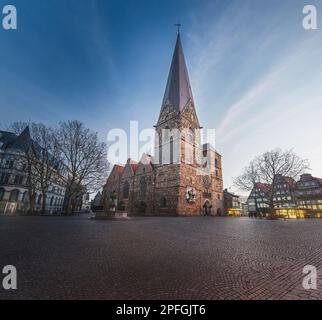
[174,23,181,34]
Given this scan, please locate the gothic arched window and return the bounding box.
[187,128,194,144]
[159,144,163,165]
[123,181,130,199]
[164,126,170,142]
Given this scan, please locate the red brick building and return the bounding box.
[103,33,224,216]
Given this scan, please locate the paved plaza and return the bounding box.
[1,216,322,300]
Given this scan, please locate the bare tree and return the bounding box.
[234,160,260,191]
[234,149,310,215]
[234,160,261,214]
[55,120,109,215]
[31,123,63,214]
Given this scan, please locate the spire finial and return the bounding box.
[174,23,181,35]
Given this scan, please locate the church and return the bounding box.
[102,32,224,216]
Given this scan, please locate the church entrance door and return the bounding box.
[203,201,212,216]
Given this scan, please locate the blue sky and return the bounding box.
[1,0,322,191]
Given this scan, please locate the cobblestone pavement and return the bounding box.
[1,216,322,300]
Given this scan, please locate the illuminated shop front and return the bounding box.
[227,208,243,217]
[275,208,322,219]
[275,208,305,219]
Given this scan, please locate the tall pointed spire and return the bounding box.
[162,32,194,113]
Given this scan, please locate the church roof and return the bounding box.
[162,34,194,112]
[115,165,125,175]
[130,163,139,172]
[255,183,271,194]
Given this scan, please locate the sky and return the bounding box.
[1,0,322,193]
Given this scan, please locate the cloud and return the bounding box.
[185,0,322,190]
[216,33,321,141]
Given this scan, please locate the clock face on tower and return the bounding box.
[203,176,211,190]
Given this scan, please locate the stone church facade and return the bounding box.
[103,33,224,216]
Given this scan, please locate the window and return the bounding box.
[5,160,14,169]
[159,144,162,165]
[170,137,174,164]
[0,173,10,184]
[22,191,28,203]
[50,196,54,206]
[186,144,194,164]
[37,194,42,205]
[187,128,194,144]
[0,188,5,201]
[123,181,130,199]
[164,126,170,141]
[9,190,19,202]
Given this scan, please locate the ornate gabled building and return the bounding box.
[247,182,271,216]
[295,174,322,218]
[103,33,224,216]
[246,174,322,219]
[0,127,66,215]
[272,174,297,209]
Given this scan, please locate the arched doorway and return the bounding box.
[203,200,212,216]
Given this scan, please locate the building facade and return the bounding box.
[247,183,271,216]
[273,175,297,209]
[223,189,244,216]
[0,128,66,215]
[247,174,322,218]
[103,33,224,216]
[295,174,322,218]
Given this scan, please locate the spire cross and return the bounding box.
[174,23,181,34]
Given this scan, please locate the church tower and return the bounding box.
[153,31,218,216]
[103,30,224,217]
